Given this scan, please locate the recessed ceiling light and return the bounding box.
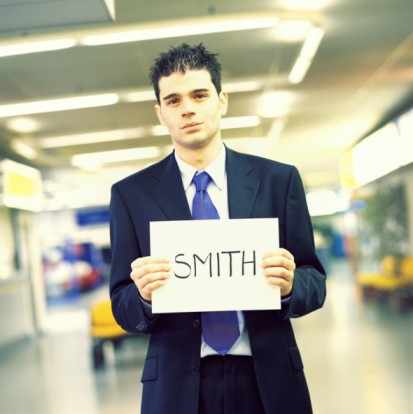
[273,20,313,42]
[258,91,296,118]
[279,0,332,11]
[6,117,41,134]
[11,139,38,160]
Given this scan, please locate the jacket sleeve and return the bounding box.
[109,183,160,334]
[281,166,327,319]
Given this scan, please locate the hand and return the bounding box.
[262,248,296,297]
[130,256,171,302]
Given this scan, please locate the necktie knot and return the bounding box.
[192,171,211,192]
[191,171,219,220]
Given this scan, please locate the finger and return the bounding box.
[278,248,294,260]
[132,262,171,279]
[266,275,289,287]
[132,267,171,282]
[131,256,170,269]
[264,267,294,284]
[266,276,293,297]
[143,279,168,293]
[136,271,170,290]
[137,277,169,303]
[262,256,295,272]
[262,248,294,261]
[263,266,293,281]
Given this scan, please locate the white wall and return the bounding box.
[0,207,16,278]
[0,208,35,347]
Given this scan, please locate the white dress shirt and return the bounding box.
[174,144,253,357]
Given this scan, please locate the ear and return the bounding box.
[154,104,165,125]
[219,91,228,116]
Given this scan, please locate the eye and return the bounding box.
[194,93,207,100]
[166,97,180,106]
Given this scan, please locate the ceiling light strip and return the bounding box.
[288,27,324,84]
[39,128,145,148]
[71,146,161,168]
[0,78,264,118]
[0,94,119,118]
[0,39,77,58]
[81,16,280,46]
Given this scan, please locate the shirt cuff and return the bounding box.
[281,295,292,304]
[140,297,155,319]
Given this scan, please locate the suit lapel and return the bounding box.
[149,153,192,220]
[148,148,260,220]
[226,148,260,218]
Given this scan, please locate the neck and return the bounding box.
[176,139,222,170]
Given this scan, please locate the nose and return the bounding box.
[181,98,195,117]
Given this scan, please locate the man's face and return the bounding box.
[155,69,228,155]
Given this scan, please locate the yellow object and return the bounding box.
[89,299,128,339]
[358,256,413,292]
[357,255,398,287]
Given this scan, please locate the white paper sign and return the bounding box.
[150,218,280,313]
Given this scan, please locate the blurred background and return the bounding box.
[0,0,412,413]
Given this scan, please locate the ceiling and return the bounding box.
[0,0,412,208]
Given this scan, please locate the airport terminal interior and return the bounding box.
[1,1,412,413]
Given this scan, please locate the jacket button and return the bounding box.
[191,365,199,375]
[193,319,200,328]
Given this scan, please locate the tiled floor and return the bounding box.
[0,259,412,414]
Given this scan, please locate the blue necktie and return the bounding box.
[192,171,240,355]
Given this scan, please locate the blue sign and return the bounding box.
[76,207,109,226]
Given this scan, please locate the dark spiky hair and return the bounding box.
[149,43,222,104]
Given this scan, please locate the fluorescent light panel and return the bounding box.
[1,12,316,60]
[0,80,263,118]
[71,146,162,168]
[274,20,313,42]
[11,139,38,160]
[289,27,324,84]
[121,90,156,103]
[6,117,41,133]
[39,127,145,148]
[223,80,264,93]
[0,14,281,58]
[258,91,296,118]
[221,116,260,129]
[81,16,280,46]
[0,93,119,118]
[0,39,77,58]
[279,0,332,10]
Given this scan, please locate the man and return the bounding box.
[109,43,326,414]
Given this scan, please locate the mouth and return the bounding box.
[181,122,202,130]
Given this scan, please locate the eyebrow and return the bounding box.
[162,93,178,101]
[192,88,210,94]
[162,88,210,101]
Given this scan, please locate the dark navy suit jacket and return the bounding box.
[109,147,326,414]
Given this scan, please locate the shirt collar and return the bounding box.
[174,143,226,191]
